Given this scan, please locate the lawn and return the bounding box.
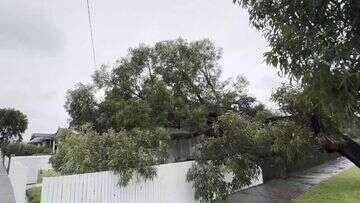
[37,169,61,183]
[26,169,62,203]
[293,167,360,203]
[26,187,41,203]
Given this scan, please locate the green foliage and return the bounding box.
[257,120,313,167]
[50,128,170,185]
[187,112,314,202]
[271,85,344,141]
[67,38,254,136]
[233,0,360,123]
[187,112,261,202]
[1,142,51,156]
[0,108,28,145]
[63,38,272,199]
[65,84,98,130]
[26,187,41,203]
[37,169,61,183]
[64,38,317,201]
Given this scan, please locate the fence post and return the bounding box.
[6,154,14,174]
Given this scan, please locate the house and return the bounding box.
[168,129,203,162]
[28,133,56,151]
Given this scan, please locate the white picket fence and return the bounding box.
[8,159,27,203]
[41,161,263,203]
[6,155,52,203]
[12,155,52,184]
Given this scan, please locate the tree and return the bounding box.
[187,105,313,202]
[195,0,360,200]
[67,38,257,135]
[188,2,360,201]
[65,83,98,130]
[231,0,360,164]
[62,39,280,199]
[0,108,28,145]
[233,0,360,125]
[63,38,314,202]
[271,84,360,168]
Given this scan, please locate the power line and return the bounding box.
[86,0,97,69]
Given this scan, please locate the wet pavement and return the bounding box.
[0,157,15,203]
[218,157,354,203]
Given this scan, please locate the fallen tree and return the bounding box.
[232,0,360,167]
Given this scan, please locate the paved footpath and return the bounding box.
[0,157,15,203]
[218,157,354,203]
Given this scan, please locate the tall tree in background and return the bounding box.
[65,83,98,130]
[66,38,259,135]
[0,108,28,146]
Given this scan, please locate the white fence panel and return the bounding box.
[8,160,27,203]
[41,161,263,203]
[12,155,52,184]
[6,155,52,203]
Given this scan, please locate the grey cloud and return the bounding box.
[0,0,65,55]
[0,0,284,140]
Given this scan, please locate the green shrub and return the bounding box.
[50,127,170,186]
[1,142,52,156]
[26,187,41,203]
[37,169,61,183]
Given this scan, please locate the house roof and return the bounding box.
[169,128,200,139]
[29,133,55,143]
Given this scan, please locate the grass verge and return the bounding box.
[37,169,61,183]
[26,187,41,203]
[293,166,360,203]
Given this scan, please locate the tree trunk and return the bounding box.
[323,135,360,168]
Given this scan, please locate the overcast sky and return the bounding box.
[0,0,284,140]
